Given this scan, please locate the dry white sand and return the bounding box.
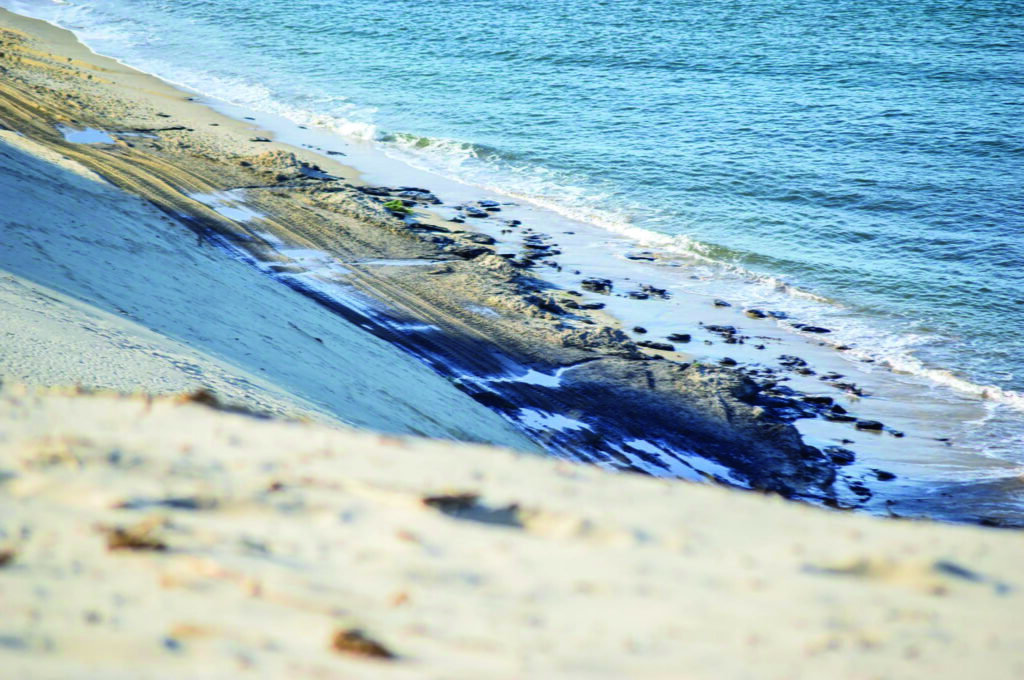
[1,385,1022,679]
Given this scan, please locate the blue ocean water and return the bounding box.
[6,0,1024,404]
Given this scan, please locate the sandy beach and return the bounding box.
[1,7,1023,678]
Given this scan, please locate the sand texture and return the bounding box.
[1,8,1023,679]
[1,385,1022,679]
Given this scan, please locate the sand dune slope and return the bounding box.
[0,386,1021,679]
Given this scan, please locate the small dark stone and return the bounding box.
[462,233,496,245]
[581,278,613,294]
[633,326,648,334]
[356,185,392,197]
[249,136,272,143]
[331,629,396,660]
[637,340,675,352]
[666,333,691,343]
[580,302,605,310]
[873,470,897,481]
[713,299,732,307]
[793,324,832,334]
[745,309,768,319]
[627,291,649,300]
[801,395,833,407]
[848,481,872,498]
[448,245,493,260]
[407,222,451,234]
[824,446,856,466]
[855,420,884,431]
[719,357,738,366]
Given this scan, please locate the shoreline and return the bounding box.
[0,8,1022,525]
[10,0,1022,418]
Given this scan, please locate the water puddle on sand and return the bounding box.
[354,258,443,267]
[56,125,115,144]
[189,191,266,223]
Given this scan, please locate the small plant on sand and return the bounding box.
[383,199,412,215]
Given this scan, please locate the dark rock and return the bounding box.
[713,299,732,307]
[745,309,768,319]
[523,294,565,315]
[580,302,605,310]
[448,245,493,260]
[626,254,655,261]
[793,324,832,334]
[667,333,691,343]
[640,284,669,299]
[873,469,897,481]
[801,395,833,407]
[478,200,500,207]
[356,185,392,197]
[637,340,675,352]
[824,446,856,466]
[462,233,496,245]
[855,420,884,431]
[848,481,872,498]
[249,136,272,143]
[633,326,648,334]
[581,278,613,294]
[824,412,857,423]
[561,299,581,310]
[465,208,489,218]
[407,222,451,234]
[399,190,441,204]
[430,236,454,246]
[627,291,650,300]
[326,150,346,156]
[829,404,848,414]
[719,357,738,366]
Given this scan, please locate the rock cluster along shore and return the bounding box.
[0,15,914,507]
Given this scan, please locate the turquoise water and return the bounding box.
[7,0,1024,404]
